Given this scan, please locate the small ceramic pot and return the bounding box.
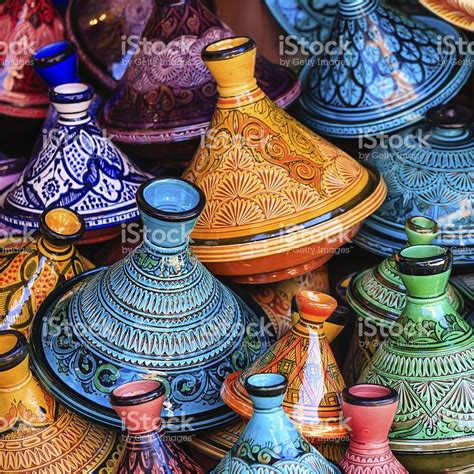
[111,380,203,473]
[340,384,407,473]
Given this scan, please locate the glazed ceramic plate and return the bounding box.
[421,0,474,31]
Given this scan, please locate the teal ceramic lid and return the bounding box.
[30,178,274,432]
[297,0,473,137]
[354,104,474,266]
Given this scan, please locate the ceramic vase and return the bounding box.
[111,380,203,473]
[343,216,467,385]
[360,245,474,472]
[297,0,472,137]
[421,0,474,31]
[0,329,121,473]
[452,274,474,327]
[31,177,274,431]
[340,384,407,473]
[213,373,341,473]
[0,82,151,243]
[222,290,347,445]
[98,0,300,145]
[0,207,93,336]
[0,0,64,118]
[354,104,474,267]
[183,35,386,282]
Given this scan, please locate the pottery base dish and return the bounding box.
[394,449,474,473]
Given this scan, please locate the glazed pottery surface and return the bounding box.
[354,104,474,266]
[31,178,274,431]
[98,0,301,144]
[421,0,474,31]
[111,380,203,473]
[213,373,341,473]
[360,245,474,460]
[222,291,348,443]
[452,274,474,327]
[0,207,93,336]
[340,384,408,473]
[0,330,121,473]
[183,36,386,282]
[343,216,467,385]
[297,0,473,137]
[0,0,64,118]
[0,83,151,242]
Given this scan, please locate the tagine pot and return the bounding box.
[452,274,474,327]
[0,82,151,243]
[31,177,274,431]
[340,384,407,473]
[343,216,468,385]
[297,0,472,137]
[183,35,386,283]
[0,207,93,336]
[213,373,341,473]
[0,329,121,472]
[111,380,203,473]
[97,0,300,149]
[360,245,474,472]
[421,0,474,31]
[354,104,474,266]
[222,290,348,448]
[0,0,64,118]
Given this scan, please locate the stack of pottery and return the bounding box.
[183,35,386,283]
[343,216,467,384]
[0,207,93,336]
[0,0,64,118]
[361,245,474,472]
[421,0,474,31]
[297,0,472,137]
[0,329,121,472]
[98,0,301,147]
[354,104,474,266]
[0,82,151,243]
[30,177,275,431]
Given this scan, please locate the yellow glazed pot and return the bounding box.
[184,36,386,283]
[421,0,474,31]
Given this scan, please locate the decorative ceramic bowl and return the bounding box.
[183,36,386,283]
[421,0,474,31]
[0,0,64,118]
[31,177,275,432]
[297,0,473,137]
[354,104,474,266]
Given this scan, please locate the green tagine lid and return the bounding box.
[360,244,474,458]
[346,216,467,329]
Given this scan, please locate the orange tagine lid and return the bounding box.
[221,290,348,443]
[184,36,386,282]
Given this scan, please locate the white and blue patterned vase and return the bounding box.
[30,177,275,432]
[354,104,473,266]
[212,373,341,474]
[0,83,150,238]
[297,0,473,137]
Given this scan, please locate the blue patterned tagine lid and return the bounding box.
[212,373,340,474]
[30,177,275,431]
[354,104,474,266]
[297,0,473,137]
[0,83,150,243]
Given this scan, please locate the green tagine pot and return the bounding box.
[343,216,467,384]
[30,177,274,432]
[360,244,474,473]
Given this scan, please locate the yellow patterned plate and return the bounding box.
[421,0,474,31]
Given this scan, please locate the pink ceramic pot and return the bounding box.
[341,384,408,473]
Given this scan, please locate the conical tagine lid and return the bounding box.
[98,0,301,144]
[0,83,151,243]
[183,36,386,282]
[31,177,274,431]
[0,0,64,118]
[354,104,474,266]
[0,330,121,472]
[360,245,474,455]
[221,291,347,442]
[421,0,474,32]
[297,0,473,137]
[0,207,93,336]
